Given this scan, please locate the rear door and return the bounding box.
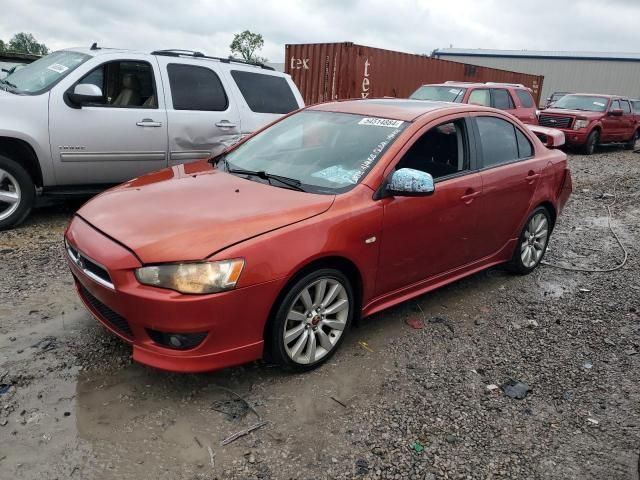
[223,67,303,136]
[513,89,538,124]
[471,114,548,259]
[49,53,169,185]
[155,56,242,166]
[619,99,635,140]
[602,99,621,141]
[490,88,519,119]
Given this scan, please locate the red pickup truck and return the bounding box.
[539,94,639,154]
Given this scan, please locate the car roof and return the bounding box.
[420,82,527,90]
[308,98,480,121]
[563,93,621,99]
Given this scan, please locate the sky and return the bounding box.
[1,0,639,62]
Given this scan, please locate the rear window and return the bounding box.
[515,89,535,108]
[167,63,228,111]
[476,116,519,167]
[230,70,298,114]
[632,101,640,113]
[492,89,515,110]
[410,85,466,102]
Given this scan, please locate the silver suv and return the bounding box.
[0,46,304,229]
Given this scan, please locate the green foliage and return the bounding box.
[0,39,5,53]
[230,30,267,63]
[7,32,49,55]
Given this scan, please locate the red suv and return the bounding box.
[65,99,571,373]
[540,94,639,154]
[410,82,539,124]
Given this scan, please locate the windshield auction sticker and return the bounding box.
[47,63,69,74]
[358,117,405,128]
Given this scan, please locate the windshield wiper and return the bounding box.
[226,167,305,192]
[0,78,17,92]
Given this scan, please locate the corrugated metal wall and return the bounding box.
[286,43,544,105]
[434,54,640,105]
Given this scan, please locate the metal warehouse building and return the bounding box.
[432,48,640,106]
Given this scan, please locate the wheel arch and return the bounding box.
[536,201,557,231]
[0,137,43,187]
[263,255,364,340]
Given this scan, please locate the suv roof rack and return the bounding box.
[151,49,275,70]
[485,82,526,88]
[444,80,478,84]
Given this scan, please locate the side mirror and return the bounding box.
[66,83,103,108]
[608,108,624,117]
[386,168,435,197]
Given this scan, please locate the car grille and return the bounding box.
[66,240,114,289]
[78,283,134,338]
[539,114,573,129]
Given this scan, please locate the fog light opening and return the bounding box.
[146,329,208,350]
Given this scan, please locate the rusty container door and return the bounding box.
[286,42,545,106]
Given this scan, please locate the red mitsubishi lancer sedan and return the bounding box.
[64,99,572,373]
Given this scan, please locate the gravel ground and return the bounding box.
[0,148,639,480]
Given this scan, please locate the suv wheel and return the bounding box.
[267,268,354,371]
[0,154,35,230]
[508,206,551,274]
[582,130,599,155]
[624,130,639,150]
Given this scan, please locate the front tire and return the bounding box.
[508,206,551,274]
[0,154,35,230]
[582,130,599,155]
[266,268,354,371]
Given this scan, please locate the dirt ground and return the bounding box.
[0,148,639,480]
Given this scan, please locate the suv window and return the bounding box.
[476,116,519,167]
[468,89,490,106]
[76,60,156,108]
[396,119,469,179]
[515,89,535,108]
[632,100,640,113]
[610,100,620,110]
[492,89,515,110]
[167,64,228,111]
[620,100,632,113]
[230,70,298,114]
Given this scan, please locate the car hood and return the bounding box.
[542,108,604,119]
[77,161,335,264]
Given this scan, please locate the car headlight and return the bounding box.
[574,119,589,130]
[135,259,244,294]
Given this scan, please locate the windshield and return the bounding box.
[223,110,408,194]
[2,50,90,94]
[410,85,466,102]
[552,95,609,112]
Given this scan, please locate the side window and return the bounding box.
[515,89,535,108]
[167,64,228,111]
[396,119,469,179]
[476,116,519,167]
[620,100,631,113]
[515,128,533,158]
[632,101,640,113]
[610,100,620,111]
[492,89,515,110]
[230,70,298,114]
[468,89,490,106]
[76,60,156,108]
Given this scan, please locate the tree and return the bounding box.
[8,32,49,55]
[0,39,5,53]
[230,30,267,63]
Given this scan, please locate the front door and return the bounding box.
[471,114,548,258]
[155,57,242,166]
[601,99,621,142]
[375,116,482,296]
[49,54,168,185]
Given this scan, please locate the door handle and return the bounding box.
[215,120,237,129]
[136,119,162,127]
[460,190,480,204]
[525,172,540,183]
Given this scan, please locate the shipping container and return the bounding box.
[285,42,544,106]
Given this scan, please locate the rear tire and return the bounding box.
[624,130,638,150]
[0,154,35,230]
[507,206,551,275]
[266,268,354,372]
[581,130,599,155]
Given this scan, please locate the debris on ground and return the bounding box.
[410,441,424,453]
[358,340,374,353]
[355,458,369,474]
[31,336,57,351]
[502,380,531,400]
[404,317,424,329]
[221,421,268,446]
[330,396,347,408]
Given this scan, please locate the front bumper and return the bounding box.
[558,129,589,146]
[65,215,284,373]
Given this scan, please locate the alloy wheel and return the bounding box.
[520,212,549,269]
[283,277,349,365]
[0,168,21,222]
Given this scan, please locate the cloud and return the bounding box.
[1,0,639,61]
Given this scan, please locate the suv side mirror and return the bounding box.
[66,83,103,108]
[386,168,435,197]
[608,108,624,117]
